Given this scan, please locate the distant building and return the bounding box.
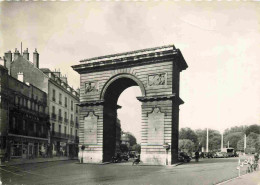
[0,63,49,160]
[115,119,121,153]
[3,48,79,159]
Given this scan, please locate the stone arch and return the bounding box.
[100,73,146,101]
[72,45,188,165]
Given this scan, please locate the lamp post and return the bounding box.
[206,128,209,153]
[221,133,224,152]
[163,143,170,165]
[81,145,85,164]
[244,134,246,155]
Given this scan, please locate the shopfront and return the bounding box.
[8,134,48,160]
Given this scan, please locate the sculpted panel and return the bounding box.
[147,107,164,145]
[85,81,99,94]
[147,73,167,87]
[83,112,98,144]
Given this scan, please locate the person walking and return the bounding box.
[195,151,200,162]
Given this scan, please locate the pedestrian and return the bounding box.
[195,151,199,162]
[254,152,259,163]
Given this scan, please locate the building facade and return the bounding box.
[41,69,79,158]
[0,62,49,160]
[3,48,79,159]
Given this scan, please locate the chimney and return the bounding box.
[60,75,68,84]
[23,48,29,60]
[17,72,24,82]
[33,48,39,68]
[4,50,12,74]
[14,48,20,60]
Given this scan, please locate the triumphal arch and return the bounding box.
[72,45,188,165]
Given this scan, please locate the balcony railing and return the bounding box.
[70,120,74,127]
[52,131,70,139]
[58,116,63,122]
[51,113,56,120]
[9,129,47,138]
[64,118,68,123]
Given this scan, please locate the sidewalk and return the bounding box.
[1,156,78,166]
[219,171,260,185]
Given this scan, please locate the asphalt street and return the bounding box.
[0,157,255,185]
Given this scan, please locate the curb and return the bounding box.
[216,174,247,185]
[76,162,111,165]
[2,158,77,167]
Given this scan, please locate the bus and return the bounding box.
[222,147,235,157]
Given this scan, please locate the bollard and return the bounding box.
[237,159,241,177]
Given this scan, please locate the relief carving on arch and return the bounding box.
[147,73,167,87]
[85,81,99,94]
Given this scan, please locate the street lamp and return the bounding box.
[80,145,85,164]
[163,143,170,165]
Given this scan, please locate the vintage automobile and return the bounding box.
[121,153,129,161]
[214,152,228,158]
[178,152,191,162]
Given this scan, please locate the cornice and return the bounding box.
[49,79,79,101]
[72,45,188,74]
[79,44,176,63]
[77,100,104,107]
[137,94,176,102]
[137,94,184,105]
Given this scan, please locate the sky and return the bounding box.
[1,1,260,143]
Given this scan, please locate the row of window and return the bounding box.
[12,117,45,134]
[52,89,78,113]
[15,96,46,114]
[52,106,78,124]
[52,123,78,137]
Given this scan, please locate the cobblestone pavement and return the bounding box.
[0,157,258,185]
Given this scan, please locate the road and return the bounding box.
[0,157,254,185]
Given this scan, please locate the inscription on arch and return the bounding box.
[84,111,98,144]
[147,107,165,145]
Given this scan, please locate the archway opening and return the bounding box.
[103,77,142,162]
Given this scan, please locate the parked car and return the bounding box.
[178,152,191,162]
[214,152,224,158]
[234,151,239,157]
[200,152,206,158]
[214,152,228,158]
[205,152,215,158]
[121,153,129,161]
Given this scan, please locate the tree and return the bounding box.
[179,127,198,145]
[195,129,206,151]
[209,135,221,151]
[237,132,260,153]
[224,132,243,150]
[245,124,260,136]
[120,144,129,153]
[126,132,137,146]
[132,144,141,154]
[195,129,221,151]
[224,126,247,135]
[237,138,244,151]
[179,139,195,155]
